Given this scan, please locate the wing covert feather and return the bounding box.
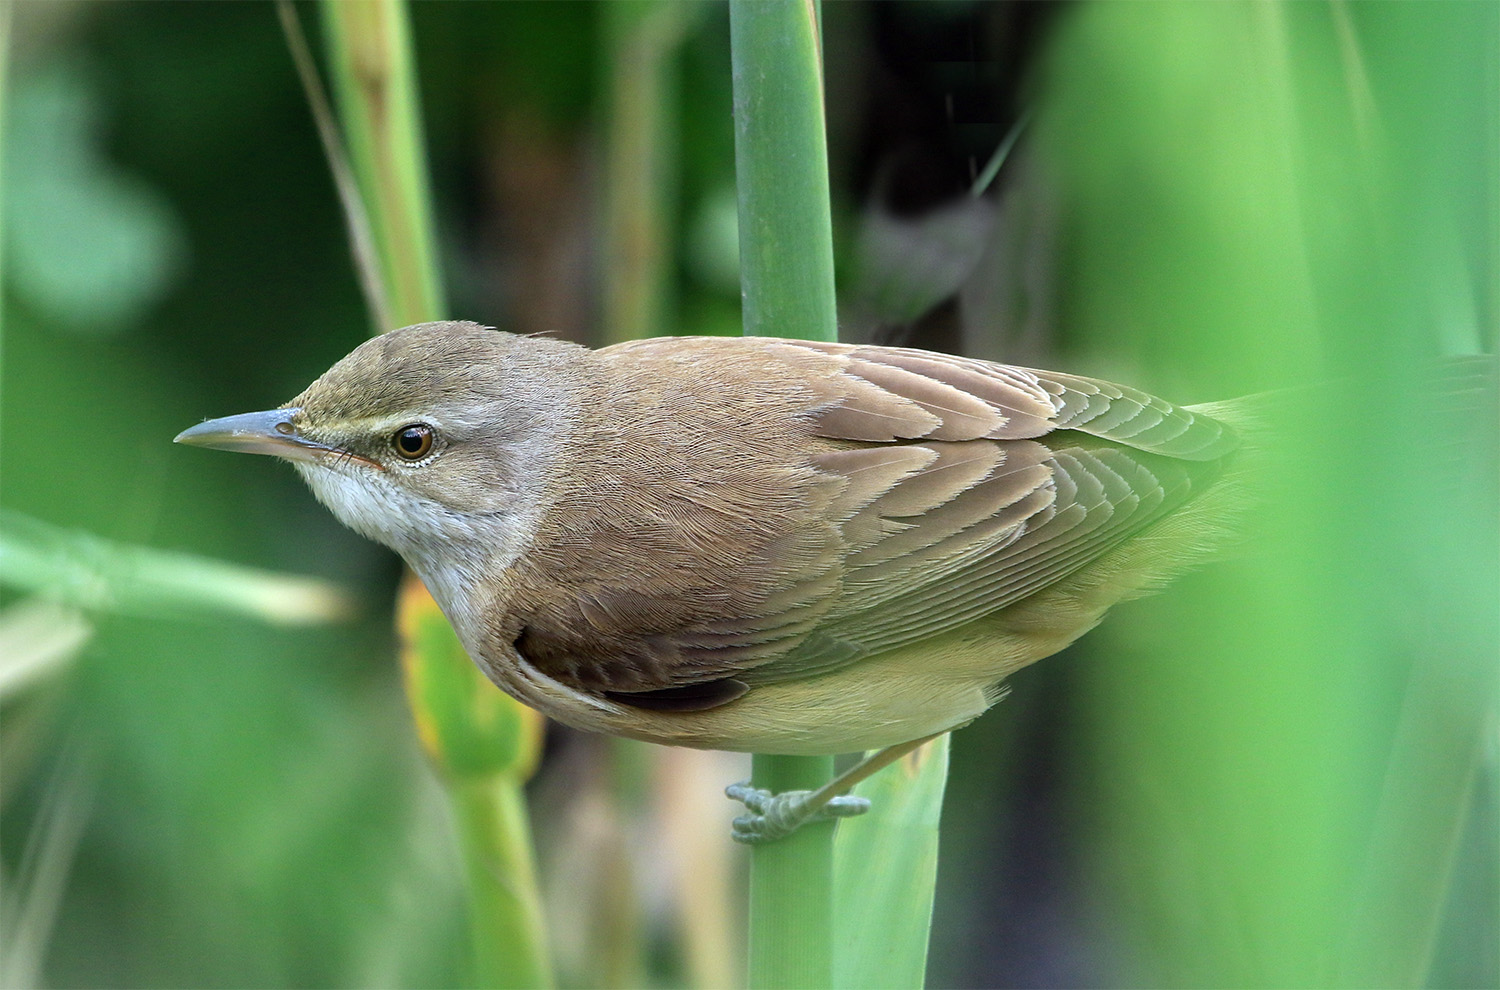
[758,338,1235,460]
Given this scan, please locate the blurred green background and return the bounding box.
[2,2,1495,987]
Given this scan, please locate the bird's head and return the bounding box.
[176,321,590,575]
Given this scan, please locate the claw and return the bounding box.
[824,795,872,817]
[724,781,871,844]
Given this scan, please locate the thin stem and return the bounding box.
[601,0,691,344]
[0,509,353,625]
[313,4,551,986]
[451,779,553,990]
[729,1,839,986]
[320,0,445,327]
[747,753,835,988]
[730,0,836,342]
[276,0,392,333]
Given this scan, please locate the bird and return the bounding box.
[176,320,1253,841]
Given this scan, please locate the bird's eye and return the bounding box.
[392,424,434,461]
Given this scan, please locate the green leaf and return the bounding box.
[0,509,354,625]
[395,575,542,782]
[3,63,185,333]
[834,736,948,990]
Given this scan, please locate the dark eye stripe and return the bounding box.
[393,424,434,460]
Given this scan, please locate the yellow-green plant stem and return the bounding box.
[397,578,550,988]
[729,1,838,987]
[317,3,551,986]
[601,0,692,345]
[320,0,444,327]
[451,779,551,990]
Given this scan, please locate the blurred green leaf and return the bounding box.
[0,598,90,699]
[1037,3,1498,986]
[0,741,94,990]
[3,63,185,333]
[395,574,541,782]
[686,184,741,297]
[0,509,355,625]
[834,735,949,990]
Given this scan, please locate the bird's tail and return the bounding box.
[1189,353,1497,491]
[1103,353,1494,608]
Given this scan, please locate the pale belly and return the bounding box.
[471,620,1077,755]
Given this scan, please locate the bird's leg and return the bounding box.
[726,732,946,844]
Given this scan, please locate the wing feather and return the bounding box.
[763,338,1234,459]
[841,358,1006,439]
[516,335,1236,706]
[750,445,1202,680]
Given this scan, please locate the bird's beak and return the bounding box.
[174,408,335,464]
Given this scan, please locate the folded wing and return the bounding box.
[533,337,1235,706]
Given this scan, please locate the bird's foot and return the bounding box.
[725,781,871,844]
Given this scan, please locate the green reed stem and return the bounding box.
[320,0,444,327]
[450,779,552,990]
[601,0,692,345]
[729,1,838,986]
[314,3,551,985]
[730,0,836,345]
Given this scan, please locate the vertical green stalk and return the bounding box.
[0,0,10,369]
[320,0,444,327]
[730,0,836,344]
[747,754,835,988]
[449,780,550,988]
[729,2,836,987]
[315,3,551,986]
[601,0,690,345]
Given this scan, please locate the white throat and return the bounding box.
[293,461,534,604]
